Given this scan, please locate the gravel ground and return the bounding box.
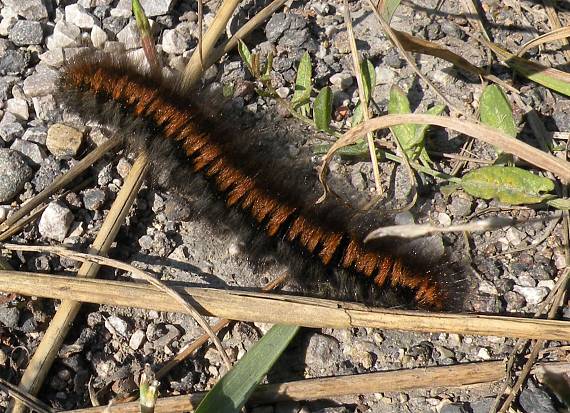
[0,0,569,412]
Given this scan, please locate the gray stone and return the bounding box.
[162,29,187,54]
[4,0,48,20]
[469,397,495,413]
[0,306,20,328]
[9,20,43,46]
[50,20,81,49]
[330,73,353,90]
[440,404,468,413]
[0,121,24,142]
[22,126,47,145]
[11,139,47,165]
[6,97,29,120]
[40,48,65,67]
[153,324,180,348]
[0,50,30,74]
[65,4,96,29]
[23,68,59,97]
[32,156,60,192]
[520,380,557,413]
[105,315,129,337]
[383,49,404,69]
[32,95,59,122]
[139,0,176,17]
[117,20,141,50]
[46,123,83,158]
[305,333,340,366]
[90,25,107,49]
[38,202,74,242]
[448,195,473,218]
[82,188,106,210]
[103,16,128,35]
[0,149,32,202]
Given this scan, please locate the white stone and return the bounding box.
[129,329,146,350]
[538,280,555,290]
[513,286,549,305]
[117,21,141,50]
[140,0,175,17]
[0,16,18,37]
[6,98,29,121]
[40,48,65,67]
[105,315,128,337]
[477,347,491,360]
[438,212,451,226]
[0,206,9,223]
[161,29,187,54]
[65,4,96,29]
[478,280,498,296]
[10,139,47,165]
[506,227,525,246]
[111,0,132,18]
[38,202,74,242]
[90,25,107,49]
[330,72,353,90]
[276,87,290,98]
[32,95,59,122]
[51,20,81,49]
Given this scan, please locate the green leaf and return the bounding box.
[313,139,369,157]
[195,325,300,413]
[379,0,401,23]
[238,40,253,74]
[360,60,376,103]
[261,52,273,81]
[546,198,570,210]
[461,166,554,205]
[351,102,364,126]
[388,85,417,156]
[414,104,446,165]
[314,86,333,132]
[479,84,517,140]
[292,52,312,116]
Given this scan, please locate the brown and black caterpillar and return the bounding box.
[57,53,456,310]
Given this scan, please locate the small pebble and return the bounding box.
[9,20,43,46]
[22,126,47,145]
[478,280,498,296]
[46,123,83,159]
[4,0,48,20]
[476,347,491,360]
[161,29,188,54]
[116,21,141,50]
[105,315,128,338]
[65,4,96,29]
[40,48,65,67]
[90,25,108,49]
[330,72,353,90]
[0,50,30,74]
[10,139,48,165]
[49,20,81,49]
[23,68,60,97]
[513,286,549,305]
[6,97,29,120]
[0,148,32,202]
[82,188,106,210]
[139,0,176,17]
[129,329,146,350]
[38,202,74,241]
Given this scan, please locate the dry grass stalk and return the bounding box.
[63,361,506,413]
[2,271,570,341]
[343,0,382,195]
[181,0,241,91]
[7,154,147,413]
[318,114,570,199]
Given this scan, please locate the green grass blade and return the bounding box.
[238,40,253,74]
[195,324,300,413]
[314,86,332,132]
[292,52,312,115]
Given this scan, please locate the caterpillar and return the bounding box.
[57,53,452,310]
